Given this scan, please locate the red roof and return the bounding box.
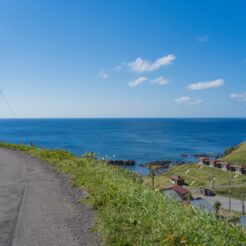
[171,175,184,181]
[165,185,189,195]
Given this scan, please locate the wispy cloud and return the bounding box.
[198,35,208,42]
[151,76,169,86]
[114,66,122,72]
[230,92,246,102]
[188,79,224,90]
[128,77,148,87]
[189,99,203,105]
[97,70,108,79]
[127,54,175,73]
[175,96,191,104]
[174,96,203,105]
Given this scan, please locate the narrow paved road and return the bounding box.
[0,148,99,246]
[201,195,245,212]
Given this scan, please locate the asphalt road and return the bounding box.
[0,148,100,246]
[202,195,245,212]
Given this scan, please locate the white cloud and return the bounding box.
[198,35,209,42]
[174,96,203,105]
[190,99,203,105]
[114,66,122,72]
[97,70,108,79]
[230,92,246,102]
[151,77,169,86]
[188,79,224,90]
[127,54,175,73]
[128,77,148,87]
[175,96,191,104]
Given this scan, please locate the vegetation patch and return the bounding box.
[144,163,246,189]
[220,142,246,165]
[0,142,245,245]
[216,187,246,200]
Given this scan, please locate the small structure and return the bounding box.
[170,175,185,185]
[200,187,215,196]
[229,165,236,172]
[190,198,214,213]
[199,156,246,175]
[209,160,215,167]
[235,165,246,175]
[199,157,209,165]
[214,161,222,168]
[222,162,231,171]
[161,185,190,201]
[241,165,246,175]
[208,160,222,168]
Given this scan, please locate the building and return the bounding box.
[229,164,236,172]
[170,175,185,185]
[241,165,246,175]
[209,160,222,168]
[222,162,231,171]
[213,160,222,168]
[235,165,246,175]
[199,156,246,175]
[199,157,209,165]
[200,188,215,196]
[161,185,190,201]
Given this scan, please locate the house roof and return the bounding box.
[171,175,184,181]
[239,165,246,168]
[164,185,189,195]
[210,160,221,164]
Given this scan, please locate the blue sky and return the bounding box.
[0,0,245,118]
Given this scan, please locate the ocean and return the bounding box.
[0,118,246,175]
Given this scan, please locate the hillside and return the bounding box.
[144,163,245,189]
[220,141,246,165]
[0,142,245,245]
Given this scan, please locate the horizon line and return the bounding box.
[0,117,246,120]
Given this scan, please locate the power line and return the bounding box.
[0,89,17,118]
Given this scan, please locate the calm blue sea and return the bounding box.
[0,118,246,174]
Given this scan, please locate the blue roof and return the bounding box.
[190,199,214,213]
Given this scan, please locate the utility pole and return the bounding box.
[242,179,246,215]
[228,171,232,212]
[212,176,215,192]
[212,166,215,193]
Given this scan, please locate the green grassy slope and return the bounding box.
[220,141,246,165]
[144,163,245,189]
[0,143,245,245]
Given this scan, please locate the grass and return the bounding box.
[220,141,246,165]
[219,208,241,219]
[0,142,245,245]
[144,163,246,190]
[216,187,246,200]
